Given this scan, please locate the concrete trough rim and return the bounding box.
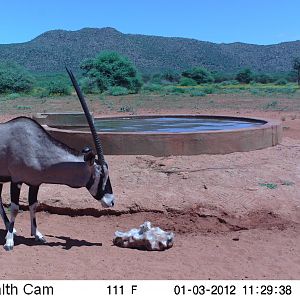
[44,114,280,135]
[42,114,282,156]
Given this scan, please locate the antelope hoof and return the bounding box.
[4,244,13,251]
[35,235,46,243]
[4,241,14,251]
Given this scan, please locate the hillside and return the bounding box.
[0,27,299,74]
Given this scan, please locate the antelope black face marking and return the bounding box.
[87,163,115,207]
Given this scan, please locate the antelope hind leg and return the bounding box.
[4,183,21,251]
[29,186,46,243]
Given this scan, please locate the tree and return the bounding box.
[162,70,181,83]
[235,68,253,84]
[0,62,34,93]
[80,51,142,93]
[253,73,273,84]
[47,80,71,96]
[293,58,300,86]
[182,67,214,84]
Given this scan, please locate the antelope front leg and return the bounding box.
[29,186,46,243]
[4,182,21,251]
[0,184,9,230]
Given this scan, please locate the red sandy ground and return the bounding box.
[0,107,299,279]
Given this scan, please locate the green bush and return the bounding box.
[142,83,163,92]
[253,73,273,84]
[150,73,162,84]
[212,72,234,83]
[236,68,253,84]
[81,51,142,93]
[33,88,50,98]
[161,70,181,83]
[274,78,288,85]
[79,77,98,94]
[47,80,71,96]
[5,93,21,100]
[182,67,214,84]
[167,86,186,94]
[108,86,129,96]
[202,86,216,94]
[0,62,34,93]
[189,89,206,97]
[179,77,197,86]
[218,80,240,86]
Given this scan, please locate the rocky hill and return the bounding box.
[0,27,299,74]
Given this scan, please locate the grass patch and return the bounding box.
[263,100,278,110]
[259,183,278,189]
[15,105,32,110]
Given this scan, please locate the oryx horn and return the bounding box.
[66,67,105,165]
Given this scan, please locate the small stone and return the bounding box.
[179,172,189,179]
[232,237,239,241]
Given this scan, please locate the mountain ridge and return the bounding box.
[0,27,299,74]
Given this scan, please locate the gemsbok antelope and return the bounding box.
[0,68,115,251]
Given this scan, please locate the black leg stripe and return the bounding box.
[86,174,95,190]
[8,222,14,233]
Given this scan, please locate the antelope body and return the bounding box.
[0,69,115,251]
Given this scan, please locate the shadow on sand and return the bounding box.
[0,229,102,250]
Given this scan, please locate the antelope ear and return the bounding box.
[82,147,95,166]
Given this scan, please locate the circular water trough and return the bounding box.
[40,114,282,156]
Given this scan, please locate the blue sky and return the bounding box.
[0,0,299,45]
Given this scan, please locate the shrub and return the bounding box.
[212,72,234,83]
[142,83,163,92]
[274,78,288,85]
[0,62,34,93]
[202,87,216,94]
[218,80,240,86]
[189,89,206,97]
[47,80,71,96]
[34,88,50,98]
[5,93,21,100]
[168,87,186,94]
[293,57,300,85]
[79,77,98,94]
[81,51,142,93]
[161,70,181,83]
[236,68,253,84]
[141,73,152,83]
[108,86,129,96]
[253,73,273,84]
[150,73,162,84]
[182,67,214,84]
[179,77,197,86]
